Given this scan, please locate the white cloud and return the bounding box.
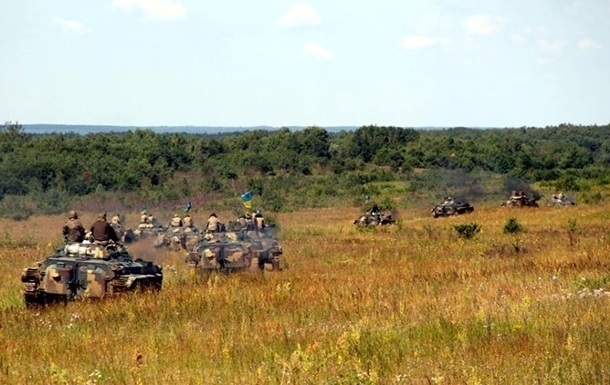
[538,39,564,54]
[112,0,186,21]
[303,42,333,61]
[464,14,501,35]
[278,3,321,27]
[400,35,444,50]
[53,18,88,34]
[579,38,601,51]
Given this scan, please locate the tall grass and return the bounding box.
[1,204,610,383]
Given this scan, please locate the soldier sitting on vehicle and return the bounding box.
[169,214,183,227]
[138,210,158,229]
[254,210,266,235]
[62,210,85,243]
[89,212,119,246]
[368,204,382,217]
[183,213,193,227]
[206,213,220,233]
[443,196,455,206]
[237,214,248,229]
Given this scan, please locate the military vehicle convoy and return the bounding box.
[431,198,475,218]
[21,242,163,306]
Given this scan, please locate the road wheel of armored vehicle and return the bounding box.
[24,293,45,307]
[132,280,162,294]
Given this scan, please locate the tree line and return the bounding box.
[1,121,609,217]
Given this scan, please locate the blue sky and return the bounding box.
[1,0,609,128]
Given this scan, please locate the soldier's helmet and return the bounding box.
[210,212,217,217]
[69,210,78,219]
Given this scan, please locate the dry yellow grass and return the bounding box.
[1,204,610,384]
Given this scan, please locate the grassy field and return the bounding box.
[1,204,610,384]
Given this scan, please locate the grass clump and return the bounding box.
[454,223,481,239]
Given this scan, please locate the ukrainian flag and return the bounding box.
[241,191,253,210]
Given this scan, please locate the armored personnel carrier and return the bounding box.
[432,198,474,218]
[243,229,284,271]
[353,212,396,226]
[153,226,201,252]
[548,193,575,206]
[133,223,167,241]
[502,191,539,208]
[21,242,163,306]
[185,229,284,273]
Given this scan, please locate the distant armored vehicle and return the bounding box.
[548,193,575,206]
[502,191,539,208]
[21,242,163,306]
[432,198,474,218]
[353,212,396,226]
[353,205,396,226]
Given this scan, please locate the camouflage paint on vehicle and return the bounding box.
[21,242,163,306]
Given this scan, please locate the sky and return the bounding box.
[1,0,609,128]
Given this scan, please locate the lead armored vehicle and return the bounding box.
[21,242,163,306]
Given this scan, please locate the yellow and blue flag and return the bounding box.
[241,191,253,210]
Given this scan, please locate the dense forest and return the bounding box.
[1,121,609,218]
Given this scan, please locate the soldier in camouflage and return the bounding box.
[206,213,220,233]
[62,210,85,243]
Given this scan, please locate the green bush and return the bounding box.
[454,223,481,239]
[503,218,523,234]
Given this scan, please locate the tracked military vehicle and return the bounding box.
[432,198,474,218]
[153,226,201,251]
[353,212,396,226]
[502,193,539,208]
[548,193,576,206]
[21,242,163,306]
[185,229,284,273]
